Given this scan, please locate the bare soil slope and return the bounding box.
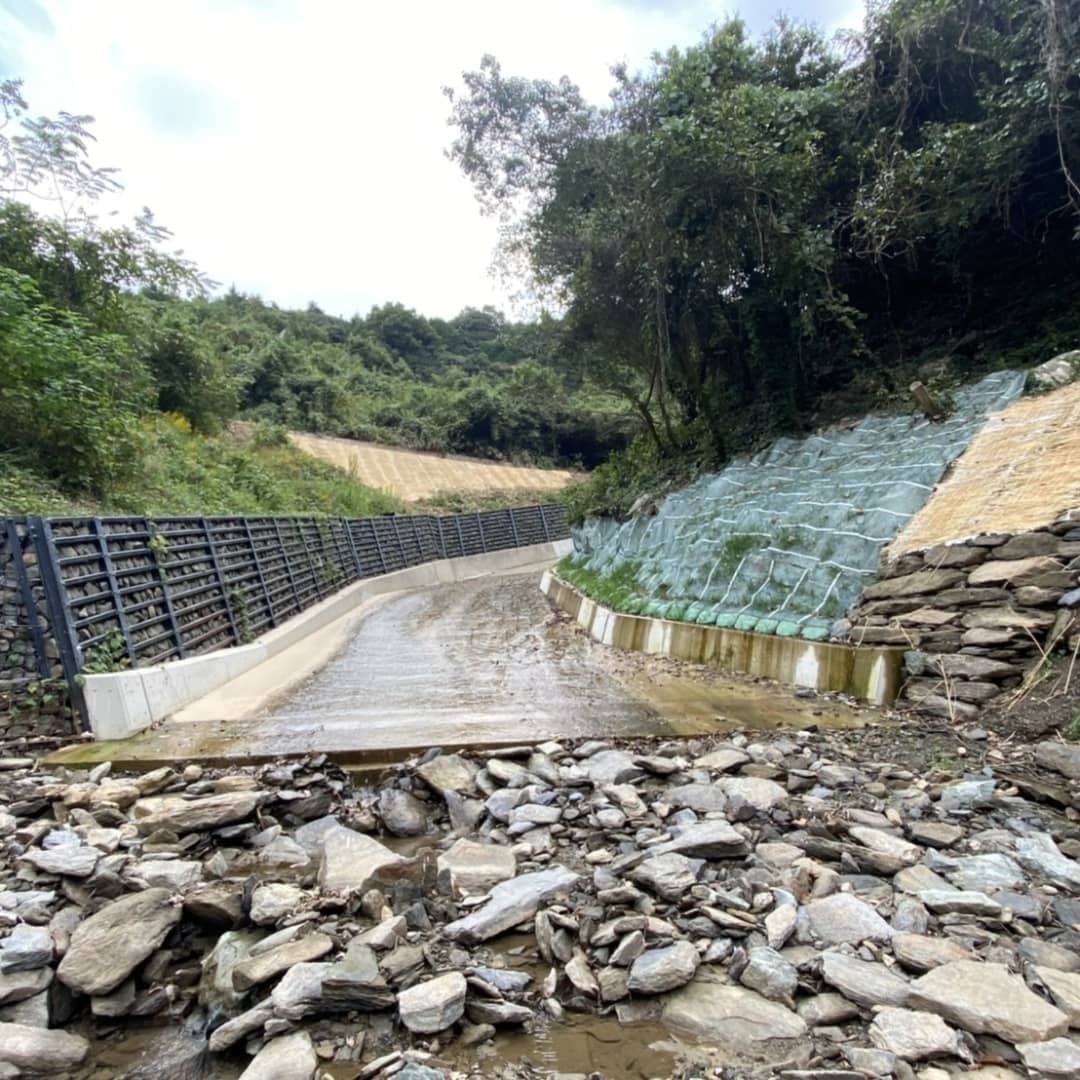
[288,431,575,502]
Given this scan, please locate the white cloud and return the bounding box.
[1,0,861,319]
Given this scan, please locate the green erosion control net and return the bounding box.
[572,371,1025,640]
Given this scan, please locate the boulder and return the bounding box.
[0,1022,88,1074]
[1016,1037,1080,1078]
[19,845,99,878]
[249,883,304,926]
[0,925,53,973]
[968,557,1065,587]
[1030,353,1079,390]
[716,776,788,811]
[231,933,334,992]
[628,853,702,901]
[397,972,467,1034]
[57,888,181,996]
[1035,741,1080,781]
[909,961,1069,1044]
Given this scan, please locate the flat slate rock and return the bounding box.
[909,960,1069,1045]
[398,972,467,1033]
[0,1021,89,1074]
[239,1031,317,1080]
[317,826,406,894]
[821,952,911,1008]
[57,888,181,996]
[805,894,893,946]
[444,867,579,944]
[662,978,810,1066]
[132,791,264,834]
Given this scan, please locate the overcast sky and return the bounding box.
[1,0,863,320]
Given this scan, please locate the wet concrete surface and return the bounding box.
[50,572,870,769]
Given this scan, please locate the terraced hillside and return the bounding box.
[288,431,576,502]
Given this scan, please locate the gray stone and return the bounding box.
[466,999,534,1025]
[717,776,788,811]
[739,946,797,1003]
[821,952,911,1008]
[199,929,265,1014]
[132,791,264,834]
[1014,833,1080,891]
[869,1006,960,1061]
[695,747,750,772]
[892,896,930,934]
[627,942,700,995]
[318,826,405,894]
[1033,966,1080,1026]
[765,904,798,950]
[416,753,477,796]
[797,992,861,1026]
[136,858,203,890]
[1035,742,1080,781]
[909,961,1069,1044]
[0,1022,88,1074]
[892,933,971,972]
[90,978,135,1018]
[240,1031,317,1080]
[919,889,1002,917]
[437,838,516,898]
[611,930,646,967]
[667,783,727,813]
[1017,939,1080,973]
[397,972,467,1033]
[945,853,1025,892]
[207,1001,275,1053]
[19,845,99,878]
[1015,1037,1080,1078]
[321,941,395,1011]
[291,815,342,856]
[444,866,579,944]
[270,961,333,1020]
[843,1046,898,1075]
[662,978,810,1066]
[57,888,181,996]
[377,789,430,837]
[0,925,52,973]
[628,853,702,901]
[862,570,965,601]
[806,894,893,945]
[0,968,51,1007]
[938,779,996,811]
[585,750,642,785]
[1030,353,1079,390]
[650,820,749,859]
[249,883,304,925]
[231,932,334,992]
[508,803,562,829]
[484,789,523,823]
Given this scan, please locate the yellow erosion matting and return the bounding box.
[890,381,1080,555]
[288,432,576,502]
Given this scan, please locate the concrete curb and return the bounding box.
[540,570,904,705]
[84,539,573,740]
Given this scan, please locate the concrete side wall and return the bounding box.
[541,570,903,706]
[85,539,572,740]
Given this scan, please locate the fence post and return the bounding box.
[507,508,519,548]
[343,519,363,581]
[146,520,186,661]
[202,518,241,647]
[390,515,407,567]
[242,518,275,627]
[540,504,551,542]
[476,512,486,553]
[6,519,51,679]
[28,517,90,733]
[90,518,138,667]
[273,519,304,614]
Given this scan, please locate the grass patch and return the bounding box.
[413,487,566,515]
[557,555,643,612]
[0,416,404,519]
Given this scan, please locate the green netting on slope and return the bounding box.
[572,371,1026,640]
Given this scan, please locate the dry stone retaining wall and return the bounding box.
[844,512,1080,717]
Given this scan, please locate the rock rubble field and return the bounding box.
[1,724,1079,1079]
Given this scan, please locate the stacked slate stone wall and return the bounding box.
[843,513,1080,717]
[0,520,76,744]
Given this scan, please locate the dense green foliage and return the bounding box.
[0,77,626,514]
[448,0,1080,517]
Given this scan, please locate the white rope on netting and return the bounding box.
[735,559,777,615]
[795,500,912,519]
[767,562,814,618]
[796,569,845,625]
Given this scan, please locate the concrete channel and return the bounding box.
[48,562,870,771]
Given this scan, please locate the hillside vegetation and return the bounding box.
[448,0,1080,520]
[2,0,1078,522]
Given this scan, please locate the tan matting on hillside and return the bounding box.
[289,431,576,502]
[890,381,1080,555]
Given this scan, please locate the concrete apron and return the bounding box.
[78,540,574,742]
[540,571,905,706]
